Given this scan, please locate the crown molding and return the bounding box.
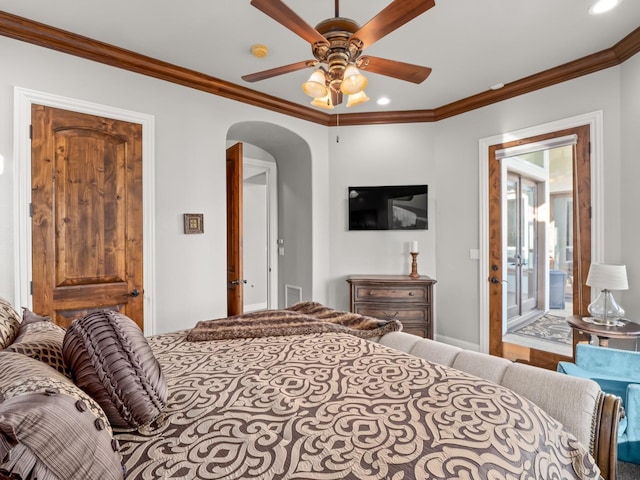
[1,11,638,126]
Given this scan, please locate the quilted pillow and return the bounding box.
[63,310,168,429]
[6,319,71,378]
[0,351,124,480]
[0,297,21,349]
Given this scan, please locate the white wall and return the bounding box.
[620,52,640,318]
[329,66,628,349]
[0,36,330,334]
[327,124,438,311]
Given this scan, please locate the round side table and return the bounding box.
[567,315,640,357]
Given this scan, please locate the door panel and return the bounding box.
[507,174,538,321]
[31,104,143,329]
[226,143,243,316]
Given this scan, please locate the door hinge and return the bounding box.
[589,206,592,219]
[29,124,33,140]
[29,203,33,217]
[30,281,33,295]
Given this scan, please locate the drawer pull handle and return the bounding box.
[408,292,415,296]
[383,311,399,319]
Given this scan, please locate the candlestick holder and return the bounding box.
[409,252,420,278]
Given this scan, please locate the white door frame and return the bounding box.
[478,111,604,353]
[244,157,278,310]
[13,87,157,334]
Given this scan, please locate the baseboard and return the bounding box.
[434,334,481,352]
[244,302,268,312]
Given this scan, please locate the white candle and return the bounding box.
[411,241,419,253]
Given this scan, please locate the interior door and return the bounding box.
[226,142,244,316]
[31,104,143,329]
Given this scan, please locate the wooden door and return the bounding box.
[226,143,243,316]
[31,104,144,329]
[488,126,591,369]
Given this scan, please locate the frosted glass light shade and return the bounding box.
[346,90,369,107]
[302,70,328,98]
[340,65,368,95]
[311,93,334,109]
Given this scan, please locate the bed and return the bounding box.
[0,300,619,480]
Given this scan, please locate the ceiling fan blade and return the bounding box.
[357,56,432,84]
[250,0,329,46]
[242,60,318,82]
[351,0,435,49]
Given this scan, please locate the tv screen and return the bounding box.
[348,185,428,230]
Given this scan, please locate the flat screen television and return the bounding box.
[348,185,428,230]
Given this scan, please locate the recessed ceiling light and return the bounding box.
[589,0,622,15]
[376,97,390,106]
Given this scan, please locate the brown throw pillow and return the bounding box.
[21,307,52,325]
[0,351,124,480]
[63,310,168,429]
[6,320,71,378]
[0,297,21,349]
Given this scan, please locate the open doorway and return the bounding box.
[484,122,592,369]
[243,159,278,312]
[500,144,575,358]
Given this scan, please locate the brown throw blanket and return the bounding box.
[186,301,402,342]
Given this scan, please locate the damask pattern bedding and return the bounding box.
[116,330,600,480]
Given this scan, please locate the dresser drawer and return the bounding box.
[354,304,427,322]
[353,285,430,304]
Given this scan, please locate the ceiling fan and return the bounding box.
[242,0,435,109]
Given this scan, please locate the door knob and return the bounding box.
[229,279,247,286]
[128,289,140,297]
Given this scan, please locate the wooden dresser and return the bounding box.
[347,274,436,339]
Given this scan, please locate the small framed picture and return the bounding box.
[184,213,204,234]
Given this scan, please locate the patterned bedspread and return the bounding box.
[116,331,600,480]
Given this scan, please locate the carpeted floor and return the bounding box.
[618,460,640,479]
[509,313,572,346]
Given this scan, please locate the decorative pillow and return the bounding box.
[21,307,51,326]
[0,297,21,350]
[6,320,71,378]
[63,310,168,429]
[0,351,124,480]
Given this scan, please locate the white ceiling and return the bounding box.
[2,0,639,113]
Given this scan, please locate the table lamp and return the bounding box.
[586,263,628,325]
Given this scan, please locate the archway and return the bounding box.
[226,121,313,309]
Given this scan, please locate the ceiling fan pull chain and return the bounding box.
[336,113,340,143]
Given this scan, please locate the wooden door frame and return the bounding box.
[13,87,157,334]
[478,111,604,354]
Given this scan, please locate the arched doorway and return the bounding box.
[226,122,313,312]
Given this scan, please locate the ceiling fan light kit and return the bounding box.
[346,90,369,107]
[302,69,329,98]
[311,92,335,110]
[244,0,436,109]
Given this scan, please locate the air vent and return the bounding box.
[285,284,302,306]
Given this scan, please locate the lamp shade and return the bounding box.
[340,64,368,95]
[586,263,628,290]
[311,92,334,110]
[346,90,369,107]
[302,69,328,98]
